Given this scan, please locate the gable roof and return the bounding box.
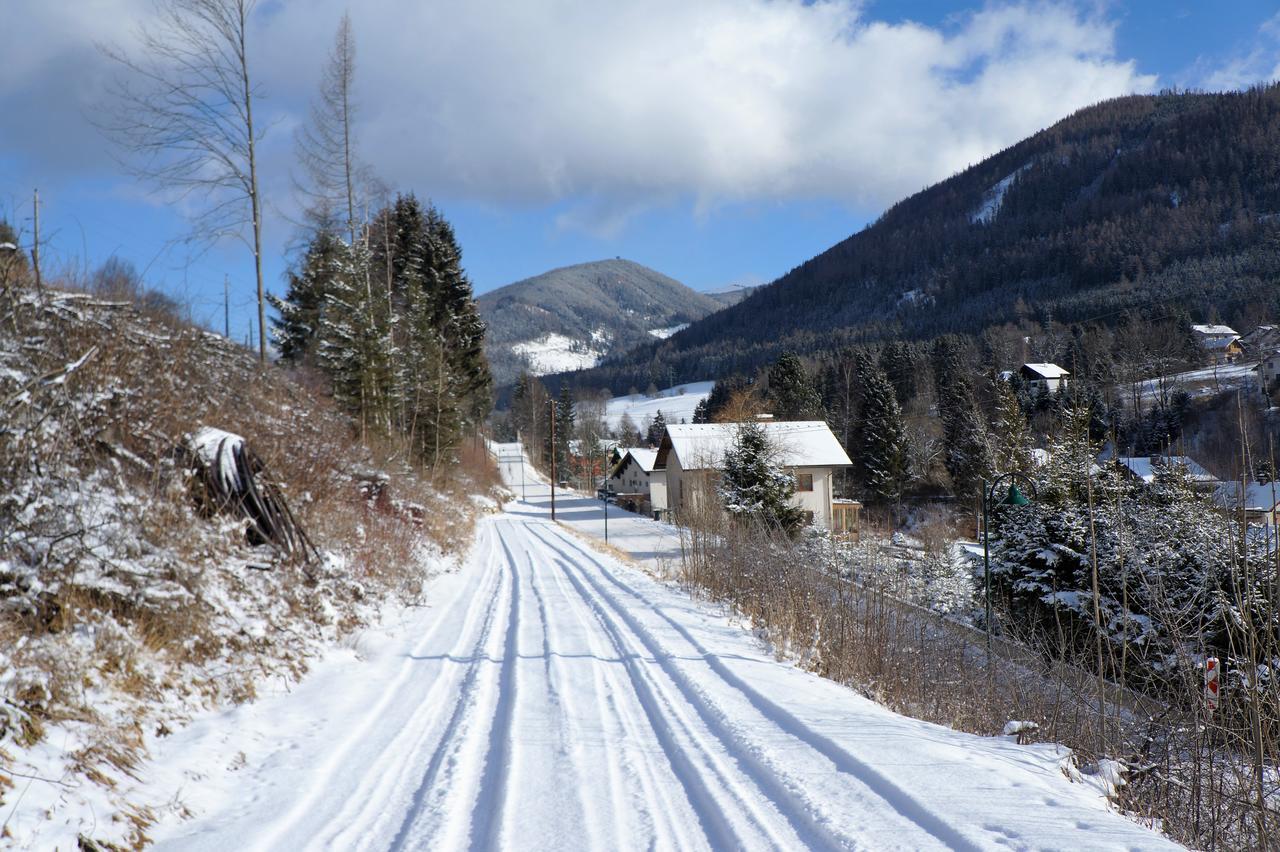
[1021,363,1070,380]
[656,421,853,471]
[608,447,658,478]
[1202,335,1241,350]
[1116,455,1216,485]
[1215,480,1280,512]
[1191,323,1239,337]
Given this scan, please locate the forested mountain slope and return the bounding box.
[478,259,727,386]
[565,85,1280,393]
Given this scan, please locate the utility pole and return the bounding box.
[550,399,557,521]
[31,189,42,300]
[223,274,230,338]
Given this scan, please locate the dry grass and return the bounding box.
[675,502,1279,850]
[0,285,492,847]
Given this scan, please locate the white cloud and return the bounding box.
[1194,12,1280,92]
[3,1,1156,222]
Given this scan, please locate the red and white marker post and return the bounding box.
[1204,657,1220,714]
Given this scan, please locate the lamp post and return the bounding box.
[602,481,612,543]
[980,472,1036,657]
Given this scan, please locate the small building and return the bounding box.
[1256,349,1280,393]
[605,447,657,512]
[650,421,853,529]
[1239,325,1280,357]
[1019,363,1071,393]
[1115,455,1218,492]
[1214,480,1280,525]
[1191,324,1242,363]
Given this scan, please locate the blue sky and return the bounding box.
[2,1,1279,342]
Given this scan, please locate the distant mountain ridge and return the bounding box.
[558,85,1280,394]
[478,258,740,387]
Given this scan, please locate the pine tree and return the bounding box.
[859,364,910,503]
[767,352,824,420]
[718,422,805,534]
[991,379,1034,477]
[270,231,343,365]
[646,410,667,447]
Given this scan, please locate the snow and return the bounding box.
[1135,359,1258,402]
[188,426,246,491]
[511,332,606,375]
[1115,455,1217,486]
[1022,362,1070,379]
[970,162,1031,224]
[612,447,658,474]
[665,421,853,470]
[604,380,714,430]
[648,323,689,339]
[120,448,1178,849]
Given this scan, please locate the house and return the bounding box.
[1019,363,1071,392]
[1256,349,1280,393]
[605,447,657,512]
[650,421,853,529]
[1115,455,1218,492]
[1239,325,1280,357]
[1214,480,1280,525]
[1191,324,1242,363]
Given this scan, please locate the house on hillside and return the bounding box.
[1019,363,1070,393]
[1215,480,1280,525]
[1114,455,1218,492]
[605,447,657,512]
[1191,324,1242,363]
[1255,350,1280,394]
[649,421,853,529]
[1240,325,1280,357]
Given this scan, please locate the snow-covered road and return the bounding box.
[145,454,1178,850]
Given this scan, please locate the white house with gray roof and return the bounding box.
[650,421,853,528]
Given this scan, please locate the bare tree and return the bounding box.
[99,0,268,362]
[295,13,369,247]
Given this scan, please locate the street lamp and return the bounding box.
[601,480,613,543]
[980,472,1037,656]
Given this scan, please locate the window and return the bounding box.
[794,472,814,492]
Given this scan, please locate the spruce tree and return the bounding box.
[718,422,805,534]
[859,364,910,503]
[270,231,343,365]
[767,352,823,420]
[646,410,667,446]
[692,398,710,423]
[991,379,1034,477]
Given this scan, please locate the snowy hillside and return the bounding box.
[605,380,714,430]
[0,288,490,850]
[511,331,608,375]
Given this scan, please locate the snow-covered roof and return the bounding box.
[1116,455,1216,485]
[1021,363,1070,380]
[657,421,853,471]
[608,447,658,479]
[1215,480,1280,511]
[1191,324,1238,337]
[1201,336,1241,350]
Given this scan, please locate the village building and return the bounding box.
[1114,455,1218,492]
[1019,363,1071,393]
[1255,349,1280,394]
[1214,480,1280,525]
[1191,324,1242,363]
[604,447,657,513]
[649,421,853,529]
[1239,325,1280,357]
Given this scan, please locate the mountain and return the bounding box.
[560,85,1280,393]
[477,258,729,387]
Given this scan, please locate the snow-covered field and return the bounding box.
[511,331,608,375]
[92,447,1177,849]
[605,380,714,430]
[648,323,689,339]
[1135,360,1258,402]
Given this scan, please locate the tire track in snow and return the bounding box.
[537,523,985,852]
[382,522,517,850]
[538,527,694,850]
[530,528,822,850]
[465,522,523,850]
[245,524,507,851]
